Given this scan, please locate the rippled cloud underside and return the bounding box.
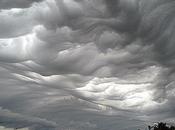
[0,0,175,130]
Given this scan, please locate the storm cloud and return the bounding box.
[0,0,175,130]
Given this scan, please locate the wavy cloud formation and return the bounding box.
[0,0,175,129]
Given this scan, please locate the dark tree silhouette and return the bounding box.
[147,122,175,130]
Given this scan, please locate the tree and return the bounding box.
[147,122,175,130]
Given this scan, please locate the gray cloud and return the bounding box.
[0,107,57,130]
[0,0,175,130]
[0,0,43,9]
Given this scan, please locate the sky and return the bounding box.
[0,126,28,130]
[0,0,175,130]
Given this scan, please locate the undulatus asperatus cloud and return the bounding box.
[0,0,175,130]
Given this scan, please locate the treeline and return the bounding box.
[147,122,175,130]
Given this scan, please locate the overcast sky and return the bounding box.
[0,0,175,130]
